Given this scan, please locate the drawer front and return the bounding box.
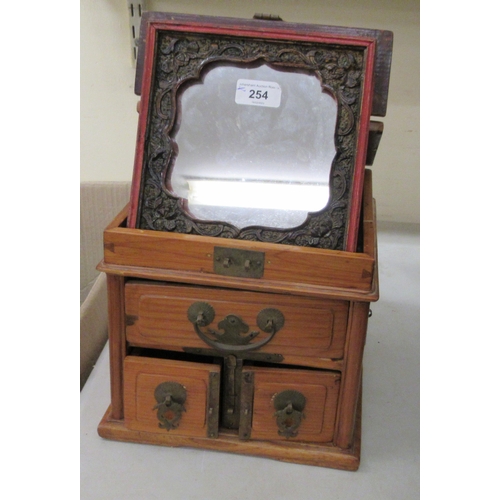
[240,366,341,443]
[124,355,220,438]
[125,282,348,359]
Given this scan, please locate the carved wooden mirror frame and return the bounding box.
[128,13,391,251]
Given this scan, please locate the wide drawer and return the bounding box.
[239,366,341,443]
[125,282,349,359]
[123,355,221,438]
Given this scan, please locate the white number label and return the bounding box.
[235,79,282,108]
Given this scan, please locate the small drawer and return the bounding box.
[239,366,341,443]
[123,354,221,438]
[125,282,348,359]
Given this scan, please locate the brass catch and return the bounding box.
[213,247,265,278]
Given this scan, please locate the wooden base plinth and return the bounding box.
[97,394,362,471]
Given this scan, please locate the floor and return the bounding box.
[80,222,419,499]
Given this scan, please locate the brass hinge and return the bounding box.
[253,13,283,21]
[206,371,220,438]
[239,371,254,440]
[221,356,243,429]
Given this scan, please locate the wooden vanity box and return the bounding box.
[96,12,391,470]
[97,169,378,470]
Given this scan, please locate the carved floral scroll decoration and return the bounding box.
[136,32,365,250]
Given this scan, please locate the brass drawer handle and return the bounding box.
[273,390,306,438]
[153,382,187,431]
[187,302,285,353]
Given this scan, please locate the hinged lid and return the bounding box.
[127,13,392,252]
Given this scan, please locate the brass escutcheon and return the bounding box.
[273,390,306,438]
[153,382,187,431]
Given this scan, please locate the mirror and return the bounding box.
[130,22,376,250]
[169,63,338,229]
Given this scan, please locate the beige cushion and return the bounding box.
[80,182,130,388]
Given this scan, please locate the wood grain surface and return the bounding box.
[124,282,348,359]
[100,171,376,295]
[98,387,362,471]
[124,356,220,438]
[245,366,341,443]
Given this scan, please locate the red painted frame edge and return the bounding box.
[346,40,376,251]
[127,15,377,252]
[134,12,393,117]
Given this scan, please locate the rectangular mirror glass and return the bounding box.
[170,63,337,229]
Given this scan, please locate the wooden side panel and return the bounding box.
[334,301,370,449]
[124,356,220,438]
[244,366,341,443]
[362,169,375,258]
[104,228,374,291]
[125,282,348,359]
[365,122,384,166]
[107,274,126,420]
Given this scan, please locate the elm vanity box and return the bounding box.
[96,12,392,471]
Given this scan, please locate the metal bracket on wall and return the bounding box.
[127,1,144,65]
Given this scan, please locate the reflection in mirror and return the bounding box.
[169,63,338,229]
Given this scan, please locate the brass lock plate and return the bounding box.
[153,382,187,431]
[273,390,307,439]
[213,247,265,279]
